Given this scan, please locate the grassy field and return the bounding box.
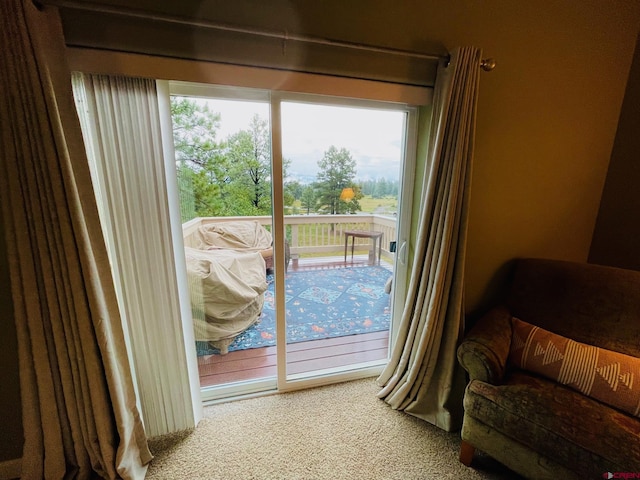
[289,195,397,215]
[358,195,397,214]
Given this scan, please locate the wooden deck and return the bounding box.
[198,330,389,387]
[197,254,392,388]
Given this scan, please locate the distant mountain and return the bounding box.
[285,171,317,185]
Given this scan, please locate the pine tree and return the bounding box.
[315,146,360,214]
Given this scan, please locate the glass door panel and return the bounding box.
[170,86,279,399]
[279,100,406,380]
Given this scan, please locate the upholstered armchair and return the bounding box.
[457,258,640,478]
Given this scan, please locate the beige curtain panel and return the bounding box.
[0,1,152,478]
[377,47,482,432]
[72,72,202,437]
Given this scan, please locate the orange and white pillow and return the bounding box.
[509,317,640,417]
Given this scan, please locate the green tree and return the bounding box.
[315,146,360,214]
[285,180,304,201]
[300,185,318,214]
[172,99,292,218]
[224,114,292,215]
[176,163,196,222]
[225,114,271,214]
[171,97,228,219]
[171,97,222,170]
[344,184,364,214]
[361,179,374,196]
[191,168,225,216]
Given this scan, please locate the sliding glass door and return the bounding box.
[171,84,280,399]
[278,98,409,384]
[167,83,416,400]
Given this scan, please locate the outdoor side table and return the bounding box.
[343,230,383,265]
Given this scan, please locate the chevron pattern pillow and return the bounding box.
[509,317,640,417]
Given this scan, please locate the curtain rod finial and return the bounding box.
[481,58,496,71]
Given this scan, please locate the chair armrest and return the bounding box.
[457,306,513,385]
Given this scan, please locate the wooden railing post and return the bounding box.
[290,223,299,268]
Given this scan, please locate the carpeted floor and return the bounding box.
[197,266,393,355]
[146,377,521,479]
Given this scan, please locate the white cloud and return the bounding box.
[188,97,405,181]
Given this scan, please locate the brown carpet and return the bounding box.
[146,377,519,479]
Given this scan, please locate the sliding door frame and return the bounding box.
[168,82,279,403]
[164,82,418,400]
[271,92,418,393]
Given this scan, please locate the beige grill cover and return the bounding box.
[185,247,267,345]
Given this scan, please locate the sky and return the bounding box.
[189,97,406,183]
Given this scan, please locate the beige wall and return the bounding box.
[60,0,640,312]
[589,33,640,271]
[2,0,639,460]
[401,1,638,313]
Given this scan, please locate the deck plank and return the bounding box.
[199,330,389,387]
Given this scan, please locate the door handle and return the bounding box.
[398,241,407,266]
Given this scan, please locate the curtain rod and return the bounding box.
[40,0,496,71]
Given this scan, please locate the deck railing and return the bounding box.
[183,214,398,263]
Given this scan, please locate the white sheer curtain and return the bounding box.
[0,1,151,478]
[377,47,482,432]
[72,73,202,438]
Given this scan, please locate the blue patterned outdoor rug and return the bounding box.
[196,265,393,355]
